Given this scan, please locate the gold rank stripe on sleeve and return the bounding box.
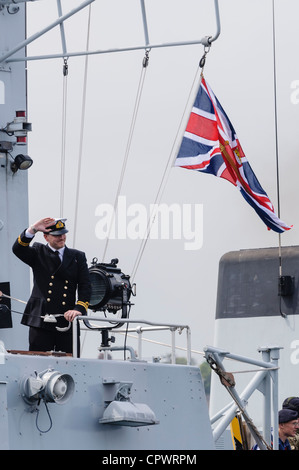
[18,235,30,246]
[76,300,89,312]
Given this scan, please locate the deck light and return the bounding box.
[99,382,159,427]
[21,369,74,405]
[11,154,33,172]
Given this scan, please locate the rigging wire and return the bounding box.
[60,57,68,218]
[101,48,151,262]
[130,58,205,282]
[75,4,96,351]
[272,0,287,318]
[272,0,281,223]
[73,3,92,248]
[57,0,68,219]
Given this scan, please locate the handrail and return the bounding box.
[72,316,191,363]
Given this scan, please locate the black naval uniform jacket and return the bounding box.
[12,230,91,331]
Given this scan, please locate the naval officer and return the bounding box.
[12,217,91,355]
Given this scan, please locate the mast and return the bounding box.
[0,2,30,349]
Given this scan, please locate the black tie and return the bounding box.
[54,250,61,267]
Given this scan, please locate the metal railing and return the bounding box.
[205,345,281,450]
[1,0,221,63]
[72,316,192,364]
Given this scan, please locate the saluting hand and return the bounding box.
[29,217,55,234]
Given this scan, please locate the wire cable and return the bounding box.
[130,62,203,281]
[101,49,151,262]
[272,0,287,318]
[35,400,53,433]
[60,57,68,218]
[73,3,92,248]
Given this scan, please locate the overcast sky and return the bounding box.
[25,0,299,361]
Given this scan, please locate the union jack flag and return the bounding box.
[175,77,292,233]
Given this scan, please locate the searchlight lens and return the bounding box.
[88,258,133,315]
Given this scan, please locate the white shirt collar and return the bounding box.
[47,244,65,260]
